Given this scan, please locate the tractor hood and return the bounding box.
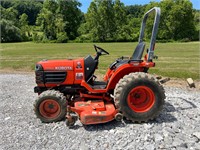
[35,58,84,71]
[36,59,74,71]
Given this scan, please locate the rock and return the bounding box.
[144,123,153,129]
[172,137,183,147]
[103,143,109,148]
[193,132,200,140]
[164,127,175,135]
[4,117,11,121]
[145,144,155,150]
[179,143,188,148]
[154,134,163,142]
[187,78,195,88]
[80,142,89,150]
[51,125,59,131]
[109,129,115,134]
[144,134,149,141]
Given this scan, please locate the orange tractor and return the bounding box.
[34,7,166,126]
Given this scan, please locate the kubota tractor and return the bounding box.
[34,7,166,126]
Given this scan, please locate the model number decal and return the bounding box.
[55,66,73,70]
[76,73,83,80]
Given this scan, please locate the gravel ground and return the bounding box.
[0,74,200,150]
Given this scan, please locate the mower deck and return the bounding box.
[70,100,117,125]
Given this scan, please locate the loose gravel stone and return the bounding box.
[193,132,200,140]
[0,74,200,150]
[154,134,163,142]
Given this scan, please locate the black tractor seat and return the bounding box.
[131,42,145,61]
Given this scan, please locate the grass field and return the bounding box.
[0,42,199,80]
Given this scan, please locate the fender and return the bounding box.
[106,61,155,90]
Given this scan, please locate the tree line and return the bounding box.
[1,0,199,43]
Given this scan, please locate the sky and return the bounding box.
[78,0,200,13]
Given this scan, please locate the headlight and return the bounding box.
[35,64,43,71]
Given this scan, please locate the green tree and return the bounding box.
[57,0,83,40]
[193,10,200,40]
[1,6,18,24]
[79,0,145,42]
[145,0,196,41]
[36,0,58,40]
[36,0,82,42]
[1,0,43,42]
[55,14,68,43]
[98,0,115,41]
[125,4,146,18]
[82,0,128,42]
[114,0,131,41]
[12,0,42,25]
[86,0,116,42]
[127,18,141,41]
[1,19,22,42]
[83,1,99,41]
[1,0,42,25]
[169,0,195,40]
[0,5,22,42]
[19,13,30,40]
[1,1,13,8]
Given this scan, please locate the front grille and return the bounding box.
[36,71,44,84]
[36,71,67,84]
[44,72,67,83]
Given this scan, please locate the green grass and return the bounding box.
[0,42,199,79]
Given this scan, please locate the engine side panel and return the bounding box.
[36,58,85,87]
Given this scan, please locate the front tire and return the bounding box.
[114,72,165,123]
[34,90,67,123]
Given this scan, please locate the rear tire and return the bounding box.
[114,72,165,123]
[34,90,67,123]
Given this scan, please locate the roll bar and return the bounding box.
[138,7,161,62]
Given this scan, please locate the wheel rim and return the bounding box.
[127,86,155,113]
[39,99,61,119]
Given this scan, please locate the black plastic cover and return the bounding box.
[84,55,98,82]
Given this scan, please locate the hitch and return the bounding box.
[115,113,123,121]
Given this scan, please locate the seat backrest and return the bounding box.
[131,42,145,60]
[84,55,98,82]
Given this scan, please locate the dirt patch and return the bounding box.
[164,78,200,90]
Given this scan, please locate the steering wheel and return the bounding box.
[94,45,109,55]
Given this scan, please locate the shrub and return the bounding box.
[56,32,68,43]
